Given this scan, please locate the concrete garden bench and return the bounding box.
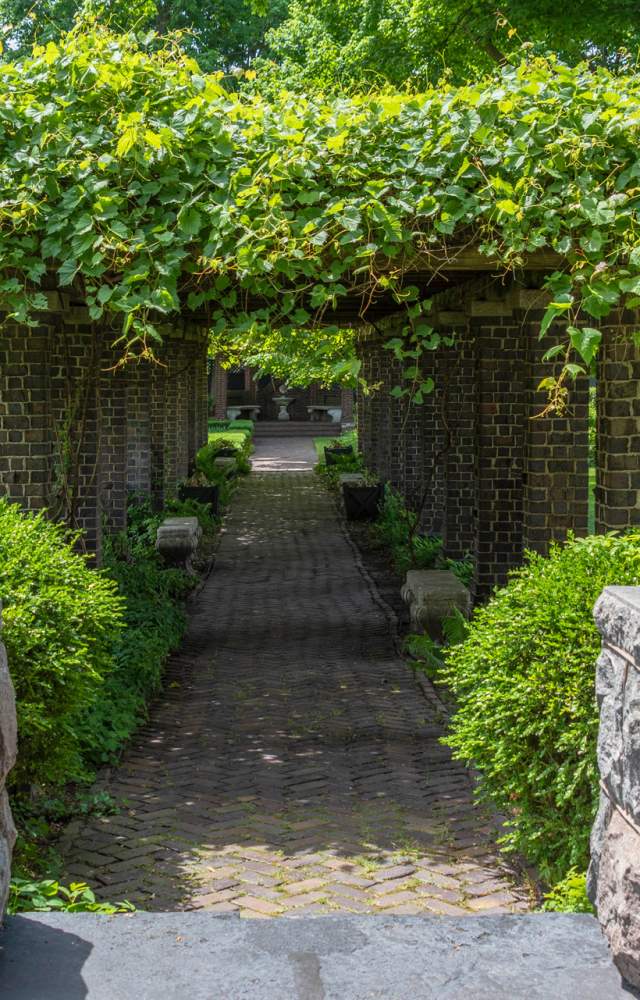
[156,516,201,574]
[226,405,260,421]
[307,405,342,423]
[401,569,471,639]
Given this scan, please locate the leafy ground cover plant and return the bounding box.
[441,531,640,887]
[82,496,203,768]
[541,868,593,914]
[8,877,134,915]
[0,498,124,789]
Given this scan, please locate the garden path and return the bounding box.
[60,470,530,916]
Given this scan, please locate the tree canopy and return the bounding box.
[3,22,640,390]
[0,0,287,70]
[263,0,640,91]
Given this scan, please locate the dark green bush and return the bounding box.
[441,531,640,885]
[0,499,123,788]
[374,486,443,573]
[79,499,197,767]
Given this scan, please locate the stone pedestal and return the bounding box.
[401,569,471,640]
[156,517,202,574]
[0,601,17,920]
[589,586,640,990]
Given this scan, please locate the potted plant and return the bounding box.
[178,471,220,515]
[342,470,384,521]
[325,442,355,465]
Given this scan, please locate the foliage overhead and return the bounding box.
[4,24,640,383]
[262,0,640,92]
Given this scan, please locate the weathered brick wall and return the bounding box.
[596,325,640,532]
[589,586,640,990]
[0,303,209,559]
[520,291,589,553]
[0,324,53,513]
[356,276,591,597]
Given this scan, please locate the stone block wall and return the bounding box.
[355,276,590,597]
[0,299,209,559]
[589,586,640,990]
[0,601,17,919]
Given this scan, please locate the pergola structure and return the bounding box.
[0,248,637,593]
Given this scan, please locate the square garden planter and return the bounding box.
[178,484,220,516]
[325,444,354,466]
[342,481,383,521]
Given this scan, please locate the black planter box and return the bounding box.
[178,484,220,516]
[325,445,354,466]
[342,482,383,521]
[214,448,238,458]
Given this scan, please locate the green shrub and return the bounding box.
[374,485,445,574]
[80,497,197,767]
[0,499,123,788]
[541,868,594,913]
[441,531,640,884]
[8,877,134,914]
[208,419,254,436]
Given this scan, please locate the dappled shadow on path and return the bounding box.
[58,474,529,917]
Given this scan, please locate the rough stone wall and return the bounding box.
[589,586,640,990]
[0,601,17,919]
[0,302,209,558]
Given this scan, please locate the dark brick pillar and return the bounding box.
[596,327,640,531]
[340,387,355,426]
[438,317,477,561]
[125,362,153,496]
[0,324,52,512]
[213,359,228,419]
[472,295,528,598]
[520,294,589,552]
[99,361,127,535]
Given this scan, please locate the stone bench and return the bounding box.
[156,517,202,574]
[401,569,471,640]
[226,405,260,421]
[307,405,342,424]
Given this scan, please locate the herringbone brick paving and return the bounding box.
[60,470,531,916]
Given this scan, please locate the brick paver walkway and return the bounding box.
[61,472,531,916]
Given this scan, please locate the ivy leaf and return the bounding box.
[568,326,601,367]
[178,207,202,238]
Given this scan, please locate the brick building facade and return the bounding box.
[0,296,208,560]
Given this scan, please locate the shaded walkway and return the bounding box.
[60,473,530,916]
[251,437,317,472]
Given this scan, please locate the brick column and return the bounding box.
[438,316,477,561]
[125,361,153,496]
[213,359,228,419]
[472,294,528,598]
[520,294,589,551]
[340,387,355,426]
[0,324,52,512]
[596,327,640,531]
[98,361,127,534]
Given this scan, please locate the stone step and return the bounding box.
[0,912,628,999]
[253,421,340,437]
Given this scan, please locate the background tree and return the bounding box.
[260,0,640,91]
[0,0,287,69]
